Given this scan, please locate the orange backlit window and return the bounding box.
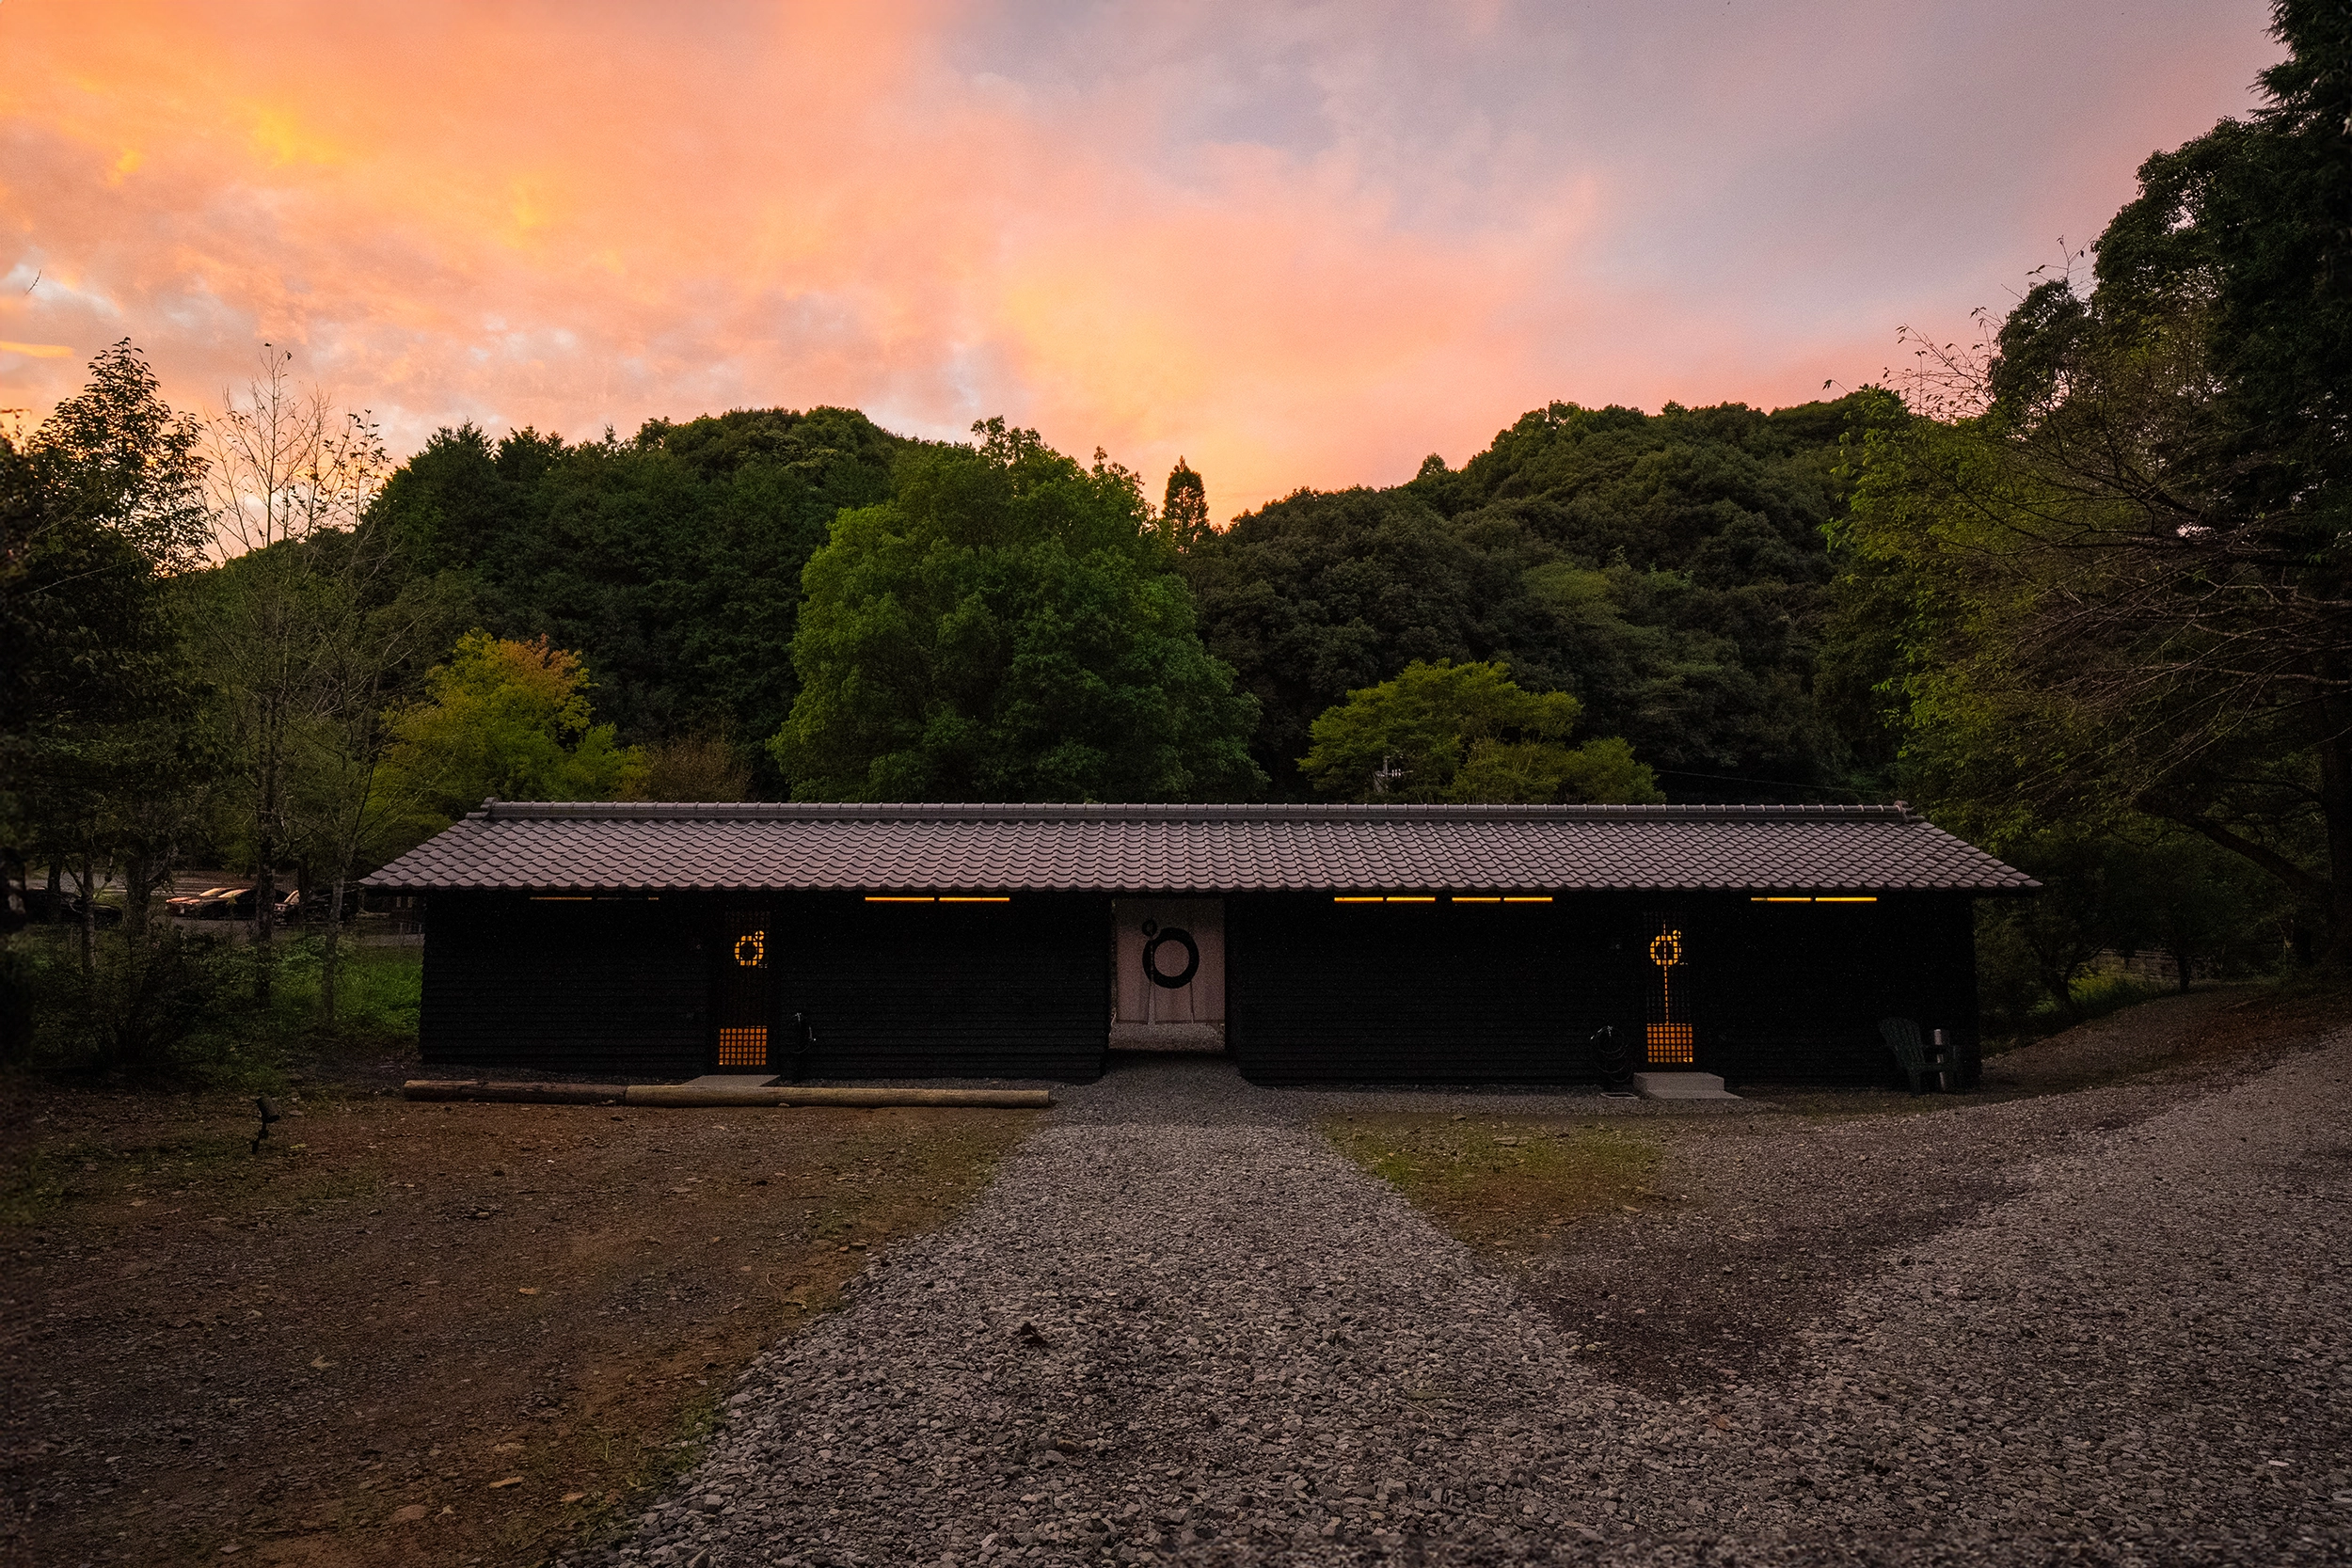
[1646,917,1692,1066]
[1331,894,1549,905]
[1645,1022,1695,1064]
[864,895,1011,904]
[715,1027,768,1067]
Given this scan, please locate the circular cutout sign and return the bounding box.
[1143,926,1200,990]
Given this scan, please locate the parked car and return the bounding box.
[278,887,363,925]
[22,888,122,926]
[165,885,241,917]
[167,886,253,920]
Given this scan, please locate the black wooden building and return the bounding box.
[363,801,2034,1088]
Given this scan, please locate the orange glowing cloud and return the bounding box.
[0,0,2282,515]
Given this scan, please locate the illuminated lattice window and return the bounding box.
[716,908,774,1069]
[1645,914,1695,1066]
[716,1026,769,1067]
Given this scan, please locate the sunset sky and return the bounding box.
[2,1,2283,517]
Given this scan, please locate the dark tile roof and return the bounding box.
[361,801,2036,895]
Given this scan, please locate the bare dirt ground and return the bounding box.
[0,1061,1036,1568]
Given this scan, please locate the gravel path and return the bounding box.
[595,1035,2352,1567]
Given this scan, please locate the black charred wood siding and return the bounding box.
[1695,895,1980,1088]
[1227,894,1645,1084]
[1227,892,1980,1086]
[776,893,1108,1082]
[419,893,707,1078]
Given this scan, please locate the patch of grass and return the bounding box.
[2028,970,2168,1031]
[0,1141,78,1225]
[1323,1114,1667,1255]
[265,940,423,1041]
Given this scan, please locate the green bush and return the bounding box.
[1974,911,2045,1037]
[2034,970,2164,1030]
[9,926,236,1074]
[7,927,421,1084]
[261,940,422,1041]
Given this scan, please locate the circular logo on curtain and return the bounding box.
[734,931,766,968]
[1142,926,1200,990]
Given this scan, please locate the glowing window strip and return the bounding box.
[1331,895,1551,905]
[1750,895,1878,904]
[862,895,1011,904]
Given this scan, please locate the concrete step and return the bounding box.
[1631,1070,1741,1101]
[683,1073,783,1089]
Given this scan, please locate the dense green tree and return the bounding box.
[1836,2,2352,943]
[623,734,755,802]
[373,631,635,836]
[771,420,1262,801]
[368,406,904,788]
[362,395,1876,808]
[1161,457,1211,549]
[1185,397,1867,798]
[1300,658,1661,804]
[3,343,213,966]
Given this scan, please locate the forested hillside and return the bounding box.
[1183,397,1868,798]
[358,396,1873,801]
[368,406,909,786]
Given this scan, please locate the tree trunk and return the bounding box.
[2169,944,2192,994]
[322,872,346,1027]
[251,706,279,1006]
[121,849,152,940]
[75,851,97,975]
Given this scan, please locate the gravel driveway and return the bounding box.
[592,1035,2352,1567]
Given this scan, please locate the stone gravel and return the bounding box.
[589,1034,2352,1567]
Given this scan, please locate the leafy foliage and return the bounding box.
[1184,398,1869,798]
[1300,658,1661,803]
[369,406,904,787]
[1160,457,1211,549]
[623,735,755,803]
[771,421,1262,801]
[1836,3,2352,943]
[3,343,216,949]
[374,631,635,834]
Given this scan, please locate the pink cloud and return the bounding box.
[0,0,2281,515]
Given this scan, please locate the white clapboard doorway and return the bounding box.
[1110,898,1226,1051]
